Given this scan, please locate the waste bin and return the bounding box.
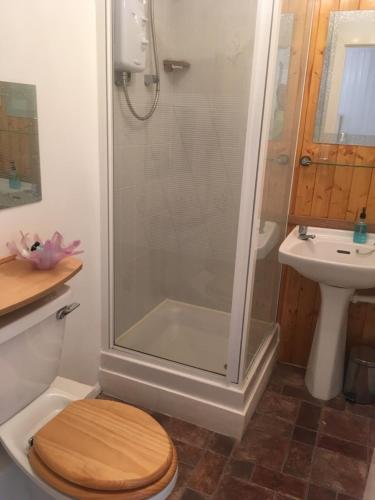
[344,345,375,404]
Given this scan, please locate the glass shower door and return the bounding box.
[244,0,314,373]
[112,0,258,375]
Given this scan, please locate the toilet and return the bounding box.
[0,286,177,499]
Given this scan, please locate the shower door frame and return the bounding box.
[226,0,282,383]
[101,0,282,384]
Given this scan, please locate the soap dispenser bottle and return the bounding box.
[353,207,368,244]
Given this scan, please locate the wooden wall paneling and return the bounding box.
[345,168,373,221]
[282,0,311,145]
[310,156,336,217]
[339,0,360,7]
[359,0,375,8]
[278,266,302,361]
[262,0,314,221]
[279,0,375,366]
[336,1,375,221]
[294,0,340,216]
[310,0,360,217]
[0,94,36,183]
[289,214,375,232]
[361,305,375,347]
[328,145,356,219]
[347,302,368,350]
[366,170,375,221]
[362,149,375,219]
[293,0,375,222]
[292,276,319,366]
[288,0,322,217]
[345,148,375,220]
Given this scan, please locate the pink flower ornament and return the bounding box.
[7,231,83,270]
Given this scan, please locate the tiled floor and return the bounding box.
[100,363,375,500]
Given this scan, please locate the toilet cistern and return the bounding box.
[0,285,177,500]
[279,226,375,400]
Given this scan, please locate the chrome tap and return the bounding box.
[298,225,316,240]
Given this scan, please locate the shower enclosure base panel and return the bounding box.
[115,299,229,375]
[115,299,272,376]
[100,324,279,439]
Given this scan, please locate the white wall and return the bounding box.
[0,0,101,385]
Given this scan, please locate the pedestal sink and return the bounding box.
[279,226,375,400]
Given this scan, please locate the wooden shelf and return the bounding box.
[0,255,82,317]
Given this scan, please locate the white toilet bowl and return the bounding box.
[0,287,177,499]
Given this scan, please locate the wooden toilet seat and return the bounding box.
[28,400,177,499]
[29,445,177,499]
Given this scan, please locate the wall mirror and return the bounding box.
[314,10,375,147]
[0,81,41,209]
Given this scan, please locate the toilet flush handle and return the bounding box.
[56,303,80,320]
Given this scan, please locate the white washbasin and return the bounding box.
[279,226,375,401]
[279,226,375,289]
[257,220,280,260]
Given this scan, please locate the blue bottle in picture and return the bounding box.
[8,161,21,190]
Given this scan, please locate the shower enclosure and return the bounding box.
[100,0,313,437]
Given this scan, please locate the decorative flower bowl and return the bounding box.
[7,231,83,270]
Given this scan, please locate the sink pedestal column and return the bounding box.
[305,283,355,400]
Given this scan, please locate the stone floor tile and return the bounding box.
[213,475,274,500]
[256,391,300,423]
[292,426,317,446]
[317,434,368,462]
[167,418,212,448]
[370,419,375,448]
[283,441,314,479]
[337,494,359,500]
[174,439,204,467]
[324,395,347,411]
[283,385,324,406]
[271,363,306,388]
[311,448,368,498]
[207,433,235,457]
[100,362,375,500]
[224,458,255,481]
[247,413,294,438]
[252,465,307,499]
[233,429,290,471]
[188,451,227,496]
[167,463,194,500]
[346,402,375,420]
[319,407,369,446]
[180,489,208,500]
[267,381,284,393]
[296,401,321,430]
[306,484,336,500]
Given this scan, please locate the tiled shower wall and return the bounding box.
[113,0,257,336]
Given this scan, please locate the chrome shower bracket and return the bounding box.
[114,70,131,87]
[144,74,159,87]
[114,70,123,87]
